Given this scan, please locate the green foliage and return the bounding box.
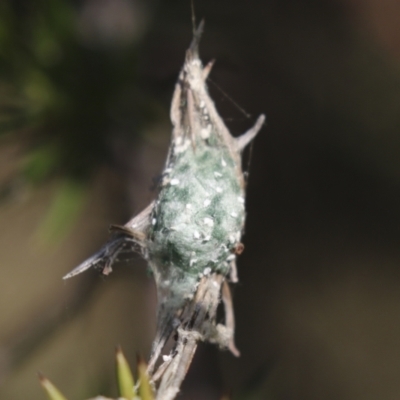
[0,0,152,241]
[35,179,87,244]
[22,144,60,183]
[39,373,68,400]
[137,357,153,400]
[40,348,154,400]
[116,347,135,399]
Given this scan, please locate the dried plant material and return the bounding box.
[63,21,265,400]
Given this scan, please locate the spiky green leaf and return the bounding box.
[38,373,68,400]
[116,346,135,399]
[137,357,154,400]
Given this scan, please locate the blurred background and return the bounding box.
[1,0,400,399]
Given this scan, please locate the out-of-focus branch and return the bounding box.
[0,277,99,383]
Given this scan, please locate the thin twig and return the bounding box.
[150,274,224,400]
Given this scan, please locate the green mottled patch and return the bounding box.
[148,137,243,279]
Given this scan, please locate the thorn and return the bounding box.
[222,281,240,357]
[171,83,182,135]
[229,260,239,283]
[62,252,102,279]
[37,371,45,382]
[109,224,146,242]
[187,89,198,149]
[235,114,266,151]
[203,59,215,79]
[187,19,205,60]
[136,353,145,366]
